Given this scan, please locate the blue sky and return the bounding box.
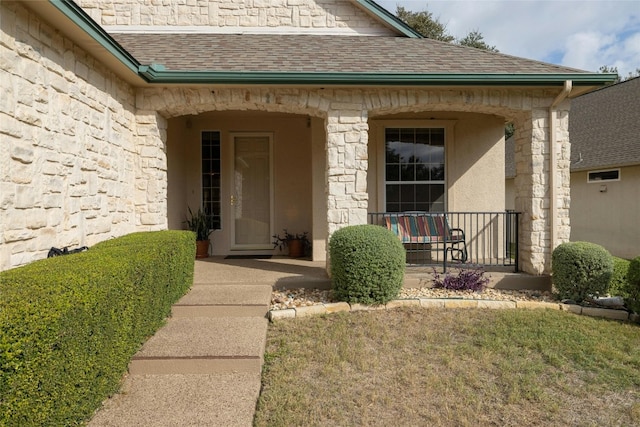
[375,0,640,77]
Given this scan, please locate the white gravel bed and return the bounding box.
[271,287,556,311]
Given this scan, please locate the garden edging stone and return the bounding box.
[268,298,638,323]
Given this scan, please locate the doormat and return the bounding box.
[224,255,272,259]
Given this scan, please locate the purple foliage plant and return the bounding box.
[432,266,490,291]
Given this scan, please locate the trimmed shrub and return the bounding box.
[626,256,640,313]
[330,224,405,305]
[609,257,631,298]
[0,230,195,426]
[552,241,613,302]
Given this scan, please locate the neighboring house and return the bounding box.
[1,0,615,275]
[506,77,640,259]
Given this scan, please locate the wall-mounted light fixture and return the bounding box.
[599,185,607,193]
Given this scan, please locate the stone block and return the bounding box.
[478,300,516,310]
[560,304,582,315]
[324,302,350,313]
[516,301,560,310]
[268,309,296,321]
[350,303,386,312]
[386,299,420,310]
[419,298,446,308]
[444,299,478,309]
[581,307,629,321]
[295,305,327,318]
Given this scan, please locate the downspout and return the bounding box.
[549,80,572,252]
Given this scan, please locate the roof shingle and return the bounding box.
[111,33,590,74]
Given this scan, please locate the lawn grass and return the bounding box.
[255,308,640,427]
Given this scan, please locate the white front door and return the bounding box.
[230,133,273,250]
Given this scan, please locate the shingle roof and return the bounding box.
[111,33,588,74]
[506,76,640,177]
[568,76,640,171]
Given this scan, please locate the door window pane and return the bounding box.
[202,131,221,229]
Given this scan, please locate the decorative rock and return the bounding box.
[419,298,446,309]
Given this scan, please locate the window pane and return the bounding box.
[386,164,399,181]
[384,127,446,213]
[386,184,400,202]
[400,164,414,181]
[415,164,430,181]
[431,128,445,146]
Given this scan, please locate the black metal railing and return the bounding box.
[368,211,520,272]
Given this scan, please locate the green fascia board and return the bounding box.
[49,0,141,75]
[353,0,423,38]
[139,68,618,87]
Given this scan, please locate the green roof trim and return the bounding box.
[138,69,618,86]
[353,0,423,38]
[49,0,140,74]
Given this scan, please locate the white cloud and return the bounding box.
[376,0,640,76]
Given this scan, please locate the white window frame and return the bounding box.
[587,168,621,183]
[373,120,455,213]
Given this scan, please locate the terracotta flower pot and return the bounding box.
[287,239,304,258]
[196,240,210,258]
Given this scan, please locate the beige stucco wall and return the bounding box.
[570,165,640,259]
[1,1,167,270]
[77,0,395,35]
[368,113,505,213]
[166,111,312,256]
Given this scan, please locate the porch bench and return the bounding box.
[383,213,468,268]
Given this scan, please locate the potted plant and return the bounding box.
[272,229,311,258]
[185,207,213,258]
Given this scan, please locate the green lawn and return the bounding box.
[255,308,640,427]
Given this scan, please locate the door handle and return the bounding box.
[230,195,237,206]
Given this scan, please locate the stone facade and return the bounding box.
[77,0,393,34]
[1,1,167,270]
[139,87,571,275]
[1,1,572,274]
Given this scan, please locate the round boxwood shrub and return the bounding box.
[552,241,613,302]
[329,224,405,305]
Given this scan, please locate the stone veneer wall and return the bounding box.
[138,87,571,275]
[0,1,167,271]
[77,0,392,32]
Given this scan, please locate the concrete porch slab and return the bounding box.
[88,372,261,427]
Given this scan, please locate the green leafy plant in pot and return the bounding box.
[186,207,213,258]
[272,229,311,258]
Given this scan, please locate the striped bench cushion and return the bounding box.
[384,214,459,244]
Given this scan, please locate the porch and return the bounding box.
[202,256,550,293]
[368,211,520,272]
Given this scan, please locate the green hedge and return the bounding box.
[0,230,195,426]
[609,257,631,298]
[627,256,640,314]
[551,241,613,303]
[329,224,405,305]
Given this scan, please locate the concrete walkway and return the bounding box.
[88,257,329,427]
